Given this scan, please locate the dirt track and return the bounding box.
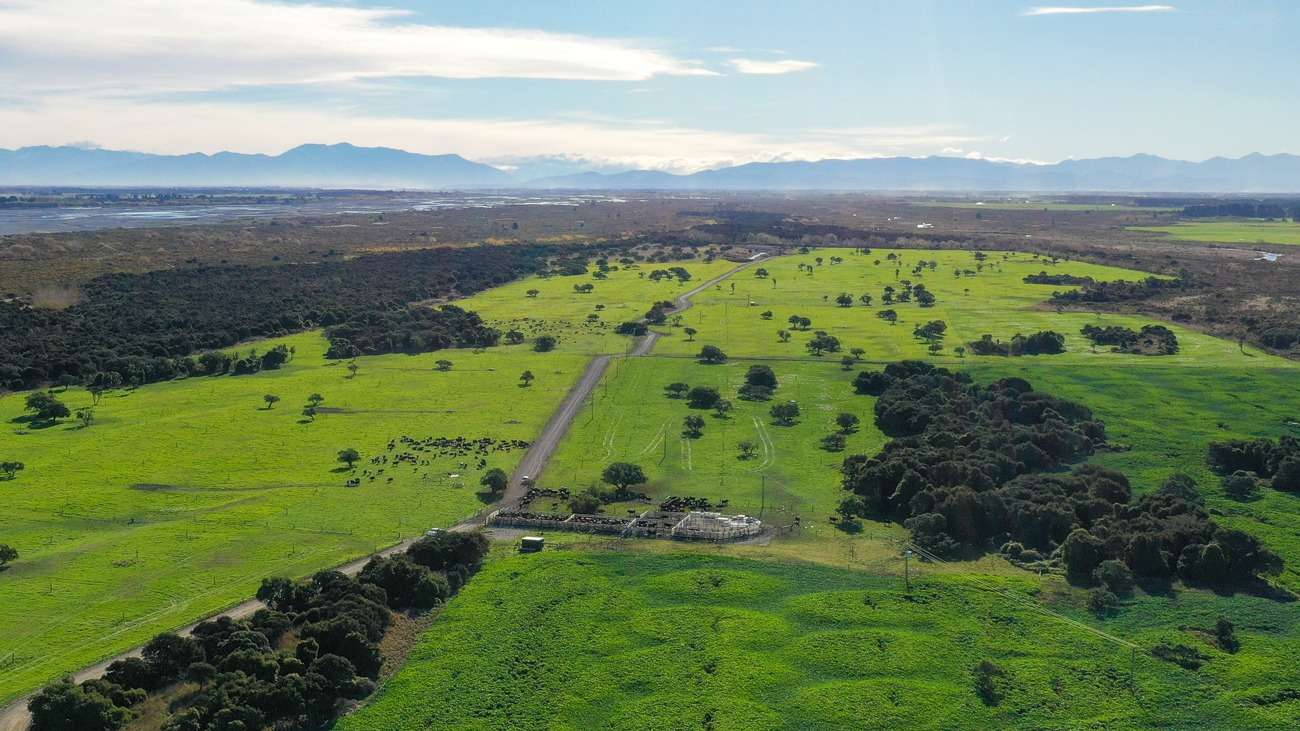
[0,258,756,730]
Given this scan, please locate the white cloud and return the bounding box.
[0,0,715,96]
[727,58,819,75]
[0,97,1000,174]
[1024,5,1174,16]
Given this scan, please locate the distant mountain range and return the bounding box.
[3,143,1299,192]
[0,143,510,189]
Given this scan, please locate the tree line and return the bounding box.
[0,244,579,392]
[28,531,490,731]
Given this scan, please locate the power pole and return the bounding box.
[759,474,766,519]
[904,549,913,593]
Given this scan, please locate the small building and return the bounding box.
[520,535,545,553]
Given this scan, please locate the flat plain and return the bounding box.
[1130,221,1300,246]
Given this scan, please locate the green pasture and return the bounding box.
[7,244,1300,715]
[342,550,1300,730]
[648,248,1256,366]
[542,356,888,538]
[459,256,736,354]
[1130,221,1300,246]
[0,332,585,702]
[547,246,1300,576]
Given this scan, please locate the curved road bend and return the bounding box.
[0,257,758,730]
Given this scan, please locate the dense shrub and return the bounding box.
[841,361,1281,586]
[967,331,1065,356]
[1080,324,1178,355]
[0,244,564,391]
[1208,436,1300,492]
[33,532,492,730]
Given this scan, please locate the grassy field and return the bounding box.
[459,257,737,355]
[543,356,887,538]
[0,332,587,702]
[547,246,1300,575]
[8,245,1300,719]
[648,248,1255,366]
[1131,221,1300,246]
[341,550,1300,730]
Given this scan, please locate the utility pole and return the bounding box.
[904,549,913,593]
[759,475,766,519]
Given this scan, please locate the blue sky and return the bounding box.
[0,0,1295,175]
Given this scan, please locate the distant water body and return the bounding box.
[0,193,629,236]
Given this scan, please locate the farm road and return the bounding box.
[0,257,757,730]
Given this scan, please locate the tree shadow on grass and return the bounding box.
[8,414,60,430]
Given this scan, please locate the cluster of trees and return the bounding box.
[967,331,1066,356]
[29,532,489,731]
[0,244,562,392]
[1080,324,1179,355]
[194,344,292,376]
[1208,436,1300,495]
[646,266,692,282]
[1181,201,1300,220]
[878,282,935,307]
[1023,272,1094,286]
[1050,274,1189,305]
[323,304,501,359]
[840,361,1281,587]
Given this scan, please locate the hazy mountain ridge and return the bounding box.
[0,143,511,189]
[2,143,1298,192]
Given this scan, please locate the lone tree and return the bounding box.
[0,543,16,567]
[337,448,360,469]
[770,400,801,426]
[25,392,69,423]
[435,360,453,371]
[75,408,95,429]
[665,382,691,399]
[684,327,698,341]
[534,335,557,353]
[347,361,359,378]
[505,329,526,344]
[480,467,509,495]
[0,461,23,480]
[687,386,721,409]
[777,329,791,343]
[835,293,854,307]
[262,394,280,409]
[601,462,647,493]
[526,288,541,298]
[737,441,758,460]
[877,309,898,325]
[520,370,536,387]
[713,399,733,418]
[698,345,728,364]
[745,364,778,390]
[308,393,325,407]
[683,414,705,438]
[836,413,860,433]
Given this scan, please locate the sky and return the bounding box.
[0,0,1296,176]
